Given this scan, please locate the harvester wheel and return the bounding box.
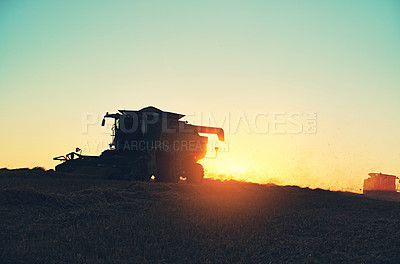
[156,153,179,183]
[186,163,204,183]
[128,160,150,181]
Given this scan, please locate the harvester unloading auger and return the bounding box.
[53,106,225,182]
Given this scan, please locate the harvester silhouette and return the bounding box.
[54,106,224,182]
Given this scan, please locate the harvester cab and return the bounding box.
[54,106,225,183]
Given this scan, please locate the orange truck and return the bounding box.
[363,172,398,194]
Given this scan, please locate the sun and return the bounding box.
[199,135,255,181]
[201,155,252,180]
[224,161,249,175]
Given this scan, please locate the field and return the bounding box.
[1,168,400,263]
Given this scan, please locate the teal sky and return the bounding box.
[1,0,399,191]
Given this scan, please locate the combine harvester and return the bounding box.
[363,172,399,194]
[54,106,224,182]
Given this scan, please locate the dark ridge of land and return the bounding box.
[1,169,400,263]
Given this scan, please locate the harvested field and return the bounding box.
[1,169,400,263]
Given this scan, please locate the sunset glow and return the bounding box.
[1,1,399,193]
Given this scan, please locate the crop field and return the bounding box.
[1,168,400,263]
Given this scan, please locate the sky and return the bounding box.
[1,0,399,192]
